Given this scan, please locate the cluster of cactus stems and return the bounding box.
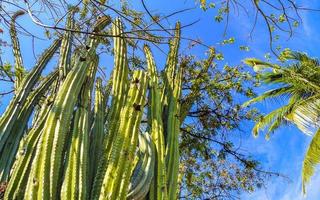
[0,9,183,200]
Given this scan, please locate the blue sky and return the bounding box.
[1,0,320,199]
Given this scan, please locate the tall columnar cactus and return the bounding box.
[165,64,182,200]
[10,10,25,91]
[58,7,77,81]
[96,70,147,200]
[24,16,110,200]
[91,18,129,198]
[161,22,181,113]
[61,54,98,200]
[144,44,168,200]
[1,15,184,200]
[89,78,106,186]
[4,96,54,200]
[159,22,182,200]
[0,38,61,149]
[0,70,58,181]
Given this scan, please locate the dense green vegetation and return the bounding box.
[0,0,320,199]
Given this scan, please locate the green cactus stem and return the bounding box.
[58,8,77,82]
[91,18,129,199]
[89,78,106,187]
[144,44,168,200]
[161,22,181,112]
[127,132,155,200]
[0,38,61,153]
[0,70,58,182]
[24,16,110,200]
[10,10,25,91]
[98,70,147,200]
[61,54,98,200]
[4,100,52,200]
[165,64,183,200]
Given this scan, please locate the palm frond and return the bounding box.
[253,104,294,137]
[287,98,320,135]
[243,58,279,72]
[302,128,320,194]
[243,86,294,107]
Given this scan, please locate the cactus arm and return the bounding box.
[144,44,168,200]
[79,55,98,200]
[78,109,90,200]
[127,132,155,200]
[160,22,181,109]
[25,16,110,199]
[89,77,106,187]
[48,18,108,200]
[10,10,25,91]
[61,55,98,200]
[35,53,90,199]
[0,38,61,151]
[165,65,183,200]
[0,70,58,182]
[91,18,129,199]
[60,109,80,200]
[58,8,77,81]
[4,105,51,200]
[117,124,141,200]
[104,18,129,155]
[98,70,147,200]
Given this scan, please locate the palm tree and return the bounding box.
[244,51,320,193]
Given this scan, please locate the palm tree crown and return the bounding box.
[244,51,320,194]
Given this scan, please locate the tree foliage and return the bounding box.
[0,0,316,199]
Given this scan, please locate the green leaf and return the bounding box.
[302,129,320,194]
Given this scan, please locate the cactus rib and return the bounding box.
[165,64,183,200]
[89,77,106,187]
